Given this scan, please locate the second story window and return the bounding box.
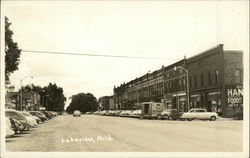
[182,77,186,90]
[215,69,219,83]
[235,69,241,83]
[189,76,192,88]
[201,74,204,86]
[208,71,211,85]
[194,75,197,87]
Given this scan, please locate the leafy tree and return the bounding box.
[5,17,21,82]
[43,83,66,112]
[66,93,98,114]
[20,83,66,112]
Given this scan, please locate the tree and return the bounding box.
[43,83,66,112]
[66,93,98,114]
[5,17,21,82]
[19,83,66,112]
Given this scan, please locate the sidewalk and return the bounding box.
[217,117,236,121]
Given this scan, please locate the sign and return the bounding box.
[39,107,46,110]
[226,85,243,107]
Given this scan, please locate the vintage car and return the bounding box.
[73,110,81,117]
[180,108,218,121]
[6,109,33,130]
[158,109,182,120]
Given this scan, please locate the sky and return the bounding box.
[2,1,249,108]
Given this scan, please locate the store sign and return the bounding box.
[39,107,46,110]
[226,85,243,106]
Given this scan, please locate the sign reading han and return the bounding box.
[226,85,243,107]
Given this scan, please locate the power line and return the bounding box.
[22,50,181,60]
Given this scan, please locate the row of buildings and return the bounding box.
[112,44,243,118]
[5,91,50,111]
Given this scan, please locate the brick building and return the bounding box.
[99,96,115,110]
[5,91,41,111]
[113,44,243,117]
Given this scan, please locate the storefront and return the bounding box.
[190,94,201,109]
[163,94,173,109]
[173,92,187,112]
[206,90,221,113]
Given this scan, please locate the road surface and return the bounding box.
[5,114,243,152]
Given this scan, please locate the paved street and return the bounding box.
[6,115,243,152]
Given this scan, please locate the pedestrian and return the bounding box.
[217,106,222,116]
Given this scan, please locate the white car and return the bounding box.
[180,108,218,121]
[6,117,15,137]
[73,110,81,117]
[22,111,38,127]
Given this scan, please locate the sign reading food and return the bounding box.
[226,85,243,107]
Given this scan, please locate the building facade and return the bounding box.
[5,91,41,111]
[99,96,115,110]
[113,44,243,117]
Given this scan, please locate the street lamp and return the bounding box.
[20,76,33,111]
[174,66,190,111]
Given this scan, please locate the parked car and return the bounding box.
[93,111,99,115]
[86,112,93,115]
[49,111,58,117]
[40,111,53,119]
[114,110,122,116]
[73,110,81,117]
[32,115,43,124]
[158,109,182,120]
[9,117,25,134]
[6,117,15,137]
[129,110,141,118]
[99,110,108,116]
[29,111,48,122]
[103,110,109,116]
[119,110,131,117]
[5,109,33,130]
[180,108,218,121]
[22,111,38,127]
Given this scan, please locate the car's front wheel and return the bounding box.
[210,116,216,121]
[187,118,193,121]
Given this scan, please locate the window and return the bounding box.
[208,71,211,85]
[194,75,197,87]
[189,76,192,88]
[235,69,241,83]
[215,69,219,83]
[182,77,186,90]
[179,78,182,90]
[201,74,204,86]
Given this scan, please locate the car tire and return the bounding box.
[210,116,216,121]
[187,118,193,121]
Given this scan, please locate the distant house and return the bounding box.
[99,96,115,110]
[5,91,41,111]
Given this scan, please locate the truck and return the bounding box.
[140,102,164,119]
